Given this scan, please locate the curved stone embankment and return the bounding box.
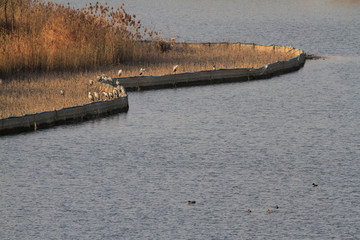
[0,43,306,136]
[0,94,129,136]
[113,44,306,91]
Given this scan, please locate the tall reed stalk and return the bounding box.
[0,0,158,78]
[0,1,300,119]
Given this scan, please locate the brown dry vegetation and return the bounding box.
[0,1,299,119]
[0,0,159,76]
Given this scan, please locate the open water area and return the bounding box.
[1,0,360,239]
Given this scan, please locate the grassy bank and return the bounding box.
[0,42,300,119]
[0,1,300,119]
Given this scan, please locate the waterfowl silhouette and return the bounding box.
[267,209,273,213]
[312,183,318,187]
[188,201,196,205]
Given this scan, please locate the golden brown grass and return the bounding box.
[0,0,157,76]
[0,1,300,119]
[115,42,299,76]
[0,42,300,119]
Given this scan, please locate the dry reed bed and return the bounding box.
[0,1,299,119]
[0,0,156,76]
[120,42,299,76]
[0,43,299,119]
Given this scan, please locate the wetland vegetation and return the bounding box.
[0,0,298,118]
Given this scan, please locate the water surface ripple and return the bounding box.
[1,0,360,239]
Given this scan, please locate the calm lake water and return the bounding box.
[1,0,360,239]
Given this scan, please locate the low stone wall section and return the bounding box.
[0,44,305,135]
[0,96,129,136]
[113,44,305,91]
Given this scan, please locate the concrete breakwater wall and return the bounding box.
[113,44,305,91]
[0,96,129,136]
[0,43,305,136]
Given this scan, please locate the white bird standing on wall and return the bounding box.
[113,89,119,98]
[139,68,145,76]
[116,79,120,86]
[60,89,65,95]
[118,69,122,77]
[120,85,127,96]
[173,65,178,73]
[88,92,94,101]
[97,74,105,82]
[212,64,216,70]
[94,92,100,101]
[103,92,110,100]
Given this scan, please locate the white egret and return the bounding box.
[94,92,100,100]
[120,85,127,96]
[88,92,94,101]
[173,65,178,73]
[103,92,110,99]
[113,89,119,98]
[98,74,105,82]
[118,69,122,77]
[139,68,145,75]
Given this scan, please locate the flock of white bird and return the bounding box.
[88,74,127,102]
[59,64,201,101]
[114,64,186,77]
[87,84,127,102]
